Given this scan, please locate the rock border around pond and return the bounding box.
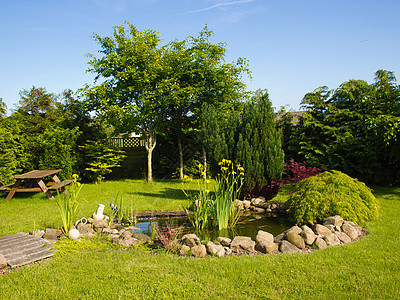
[178,215,366,257]
[60,213,366,257]
[237,196,288,217]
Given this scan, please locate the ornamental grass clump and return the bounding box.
[183,171,213,230]
[55,174,82,234]
[184,159,244,230]
[213,159,244,230]
[286,170,379,226]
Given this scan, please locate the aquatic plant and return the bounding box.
[183,172,213,230]
[55,174,82,234]
[153,226,180,253]
[184,160,244,230]
[213,159,244,230]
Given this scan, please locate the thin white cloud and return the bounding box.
[185,0,255,14]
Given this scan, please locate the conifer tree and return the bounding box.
[233,89,284,197]
[199,104,228,179]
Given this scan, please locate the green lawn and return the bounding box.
[0,183,399,299]
[0,179,198,236]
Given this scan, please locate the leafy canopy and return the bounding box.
[293,70,400,184]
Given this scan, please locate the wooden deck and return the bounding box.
[0,232,56,268]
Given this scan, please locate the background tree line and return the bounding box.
[1,21,398,194]
[0,87,124,185]
[277,69,400,185]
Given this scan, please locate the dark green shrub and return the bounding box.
[286,170,379,226]
[233,89,284,197]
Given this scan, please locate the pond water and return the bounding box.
[132,211,291,240]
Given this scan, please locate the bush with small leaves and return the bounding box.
[286,170,379,226]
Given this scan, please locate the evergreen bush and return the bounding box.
[286,170,379,226]
[233,90,284,197]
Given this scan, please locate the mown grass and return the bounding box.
[0,183,399,299]
[0,179,199,236]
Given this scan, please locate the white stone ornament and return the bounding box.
[68,228,80,240]
[92,204,105,221]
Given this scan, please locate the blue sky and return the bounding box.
[1,0,399,114]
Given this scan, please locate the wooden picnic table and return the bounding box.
[0,170,74,201]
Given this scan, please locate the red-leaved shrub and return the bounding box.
[260,159,325,199]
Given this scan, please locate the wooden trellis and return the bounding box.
[110,137,145,149]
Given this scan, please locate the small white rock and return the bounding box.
[68,228,80,240]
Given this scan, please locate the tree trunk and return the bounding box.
[144,133,156,183]
[178,136,184,180]
[202,146,207,181]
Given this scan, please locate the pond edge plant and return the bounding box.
[55,174,82,234]
[213,159,244,230]
[183,160,244,231]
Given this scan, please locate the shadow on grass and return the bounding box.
[131,188,198,200]
[372,186,400,200]
[0,192,49,202]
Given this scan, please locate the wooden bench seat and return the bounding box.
[0,182,59,192]
[48,179,74,190]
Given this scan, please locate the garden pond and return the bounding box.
[131,211,291,240]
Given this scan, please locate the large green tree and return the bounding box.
[83,23,168,182]
[83,22,249,182]
[0,98,6,117]
[294,70,400,184]
[7,87,82,179]
[163,28,249,179]
[228,89,285,197]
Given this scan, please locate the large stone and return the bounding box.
[286,231,306,249]
[313,237,328,250]
[256,230,274,245]
[251,196,267,207]
[120,230,133,239]
[323,215,344,227]
[132,234,152,242]
[235,200,244,210]
[191,244,207,258]
[251,207,266,213]
[216,237,231,247]
[335,231,352,244]
[118,237,140,247]
[243,200,251,210]
[274,232,286,243]
[287,226,302,235]
[324,224,336,232]
[279,241,299,253]
[347,221,363,235]
[301,225,316,245]
[256,241,279,254]
[77,223,95,235]
[180,245,191,256]
[43,228,63,241]
[102,227,114,234]
[230,236,255,253]
[312,224,333,236]
[323,233,341,247]
[342,222,360,240]
[0,254,7,269]
[181,234,201,248]
[206,241,225,257]
[92,219,108,229]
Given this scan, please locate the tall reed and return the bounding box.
[183,173,213,230]
[55,174,82,234]
[184,160,244,230]
[213,159,244,230]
